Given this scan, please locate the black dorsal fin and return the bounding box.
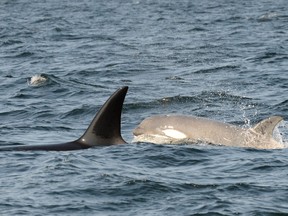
[78,86,128,146]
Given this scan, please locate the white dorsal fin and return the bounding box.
[252,116,283,136]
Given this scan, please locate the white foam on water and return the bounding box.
[28,74,48,86]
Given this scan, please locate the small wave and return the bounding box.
[60,105,93,119]
[159,95,203,105]
[258,12,279,22]
[28,74,49,87]
[188,27,207,32]
[125,91,253,116]
[193,65,239,74]
[159,91,251,106]
[15,51,34,58]
[275,99,288,113]
[248,50,288,64]
[1,39,23,47]
[165,76,184,81]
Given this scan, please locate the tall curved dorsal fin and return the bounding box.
[252,116,283,136]
[78,86,128,146]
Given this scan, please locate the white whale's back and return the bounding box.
[133,115,284,149]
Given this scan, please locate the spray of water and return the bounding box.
[273,120,288,148]
[28,74,48,86]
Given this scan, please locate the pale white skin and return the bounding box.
[133,115,284,149]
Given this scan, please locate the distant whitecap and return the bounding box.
[28,74,48,86]
[258,12,279,22]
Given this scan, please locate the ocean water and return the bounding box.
[1,0,288,215]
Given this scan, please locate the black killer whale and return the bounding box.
[0,86,128,151]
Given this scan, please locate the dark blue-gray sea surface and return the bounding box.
[1,0,288,215]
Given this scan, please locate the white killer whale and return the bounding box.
[0,86,128,151]
[133,115,284,149]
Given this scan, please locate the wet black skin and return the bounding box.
[0,86,128,151]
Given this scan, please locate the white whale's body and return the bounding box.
[133,115,284,149]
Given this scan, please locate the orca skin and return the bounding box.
[133,115,284,149]
[0,86,128,151]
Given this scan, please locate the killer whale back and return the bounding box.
[0,86,128,151]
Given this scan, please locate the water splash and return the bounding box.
[240,104,258,128]
[28,74,48,87]
[273,120,288,148]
